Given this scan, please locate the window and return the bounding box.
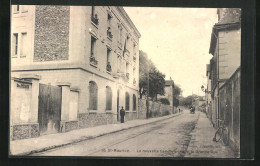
[106,86,112,110]
[12,33,18,56]
[91,6,95,18]
[89,81,98,110]
[20,32,27,57]
[108,13,112,26]
[133,43,136,62]
[90,36,98,66]
[126,63,130,81]
[133,67,136,84]
[125,92,129,110]
[90,36,96,56]
[107,14,113,39]
[133,94,136,111]
[91,6,99,25]
[118,25,122,45]
[106,49,112,72]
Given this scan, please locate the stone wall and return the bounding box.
[137,98,175,119]
[60,121,79,133]
[137,99,146,119]
[125,112,137,121]
[219,67,240,154]
[34,6,70,61]
[11,123,39,140]
[78,112,116,128]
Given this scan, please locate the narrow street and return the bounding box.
[31,110,235,157]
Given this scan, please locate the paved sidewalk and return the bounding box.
[10,113,182,156]
[185,112,238,158]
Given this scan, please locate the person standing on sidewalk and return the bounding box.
[120,106,125,123]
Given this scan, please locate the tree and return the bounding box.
[159,98,170,105]
[173,84,182,97]
[148,67,165,100]
[172,84,182,108]
[173,97,179,107]
[139,50,151,98]
[179,95,199,108]
[139,50,165,100]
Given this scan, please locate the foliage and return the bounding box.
[179,95,200,108]
[172,84,181,107]
[148,67,165,100]
[162,110,170,116]
[159,98,170,105]
[139,50,165,100]
[173,84,182,97]
[173,97,179,107]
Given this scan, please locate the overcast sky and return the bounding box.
[124,7,218,97]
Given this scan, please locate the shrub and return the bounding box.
[159,98,170,105]
[162,110,170,116]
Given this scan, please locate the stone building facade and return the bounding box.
[209,8,241,127]
[10,5,141,138]
[208,8,241,153]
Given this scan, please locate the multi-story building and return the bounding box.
[209,8,241,127]
[208,8,241,153]
[10,5,141,138]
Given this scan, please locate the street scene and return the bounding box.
[29,110,235,157]
[10,6,241,158]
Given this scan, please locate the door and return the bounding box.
[117,89,120,121]
[38,84,62,135]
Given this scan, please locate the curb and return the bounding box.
[13,112,183,156]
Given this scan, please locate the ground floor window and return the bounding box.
[133,94,136,110]
[89,81,98,110]
[106,86,112,110]
[125,92,129,110]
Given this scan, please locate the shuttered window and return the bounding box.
[125,92,129,110]
[89,81,98,110]
[133,94,136,111]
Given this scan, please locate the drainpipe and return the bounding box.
[217,28,220,127]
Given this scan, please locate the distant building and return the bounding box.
[157,79,174,107]
[10,5,141,138]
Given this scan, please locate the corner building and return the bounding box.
[11,5,141,132]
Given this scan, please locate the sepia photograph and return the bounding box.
[9,5,242,158]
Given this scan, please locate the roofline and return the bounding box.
[209,22,240,55]
[117,7,141,38]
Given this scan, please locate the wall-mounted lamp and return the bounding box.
[201,85,212,94]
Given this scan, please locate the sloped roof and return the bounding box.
[209,8,241,55]
[165,80,174,87]
[218,8,241,25]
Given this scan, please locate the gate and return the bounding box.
[38,84,62,135]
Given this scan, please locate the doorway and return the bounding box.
[117,89,120,121]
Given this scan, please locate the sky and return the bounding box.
[124,7,218,97]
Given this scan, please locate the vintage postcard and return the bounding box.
[10,5,241,158]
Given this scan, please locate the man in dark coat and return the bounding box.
[120,106,125,123]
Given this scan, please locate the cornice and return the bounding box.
[115,7,141,38]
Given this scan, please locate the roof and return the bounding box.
[217,8,241,25]
[165,80,174,87]
[209,8,241,55]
